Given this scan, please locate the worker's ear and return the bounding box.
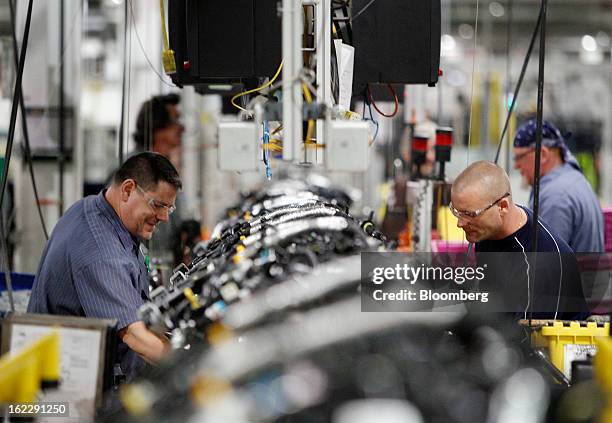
[120,179,137,202]
[540,146,551,164]
[498,197,510,216]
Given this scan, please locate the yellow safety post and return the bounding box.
[0,331,60,403]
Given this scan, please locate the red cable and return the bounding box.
[367,83,399,118]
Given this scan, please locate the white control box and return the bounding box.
[218,122,259,171]
[326,120,370,172]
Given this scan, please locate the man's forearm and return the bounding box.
[121,321,171,364]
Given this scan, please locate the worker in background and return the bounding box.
[133,93,184,167]
[28,153,180,382]
[450,160,588,319]
[132,94,201,268]
[513,119,604,253]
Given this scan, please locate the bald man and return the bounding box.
[450,161,588,319]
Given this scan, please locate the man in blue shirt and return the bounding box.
[513,119,604,252]
[28,152,181,381]
[450,161,588,319]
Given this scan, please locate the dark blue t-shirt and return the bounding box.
[476,206,588,319]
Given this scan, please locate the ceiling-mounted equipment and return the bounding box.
[167,0,282,93]
[351,0,441,91]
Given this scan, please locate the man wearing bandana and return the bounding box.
[513,119,604,253]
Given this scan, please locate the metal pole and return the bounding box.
[0,0,35,313]
[58,0,65,216]
[315,0,331,165]
[281,0,303,162]
[529,0,547,324]
[531,0,547,255]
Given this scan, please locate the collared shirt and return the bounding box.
[529,162,604,253]
[28,190,150,381]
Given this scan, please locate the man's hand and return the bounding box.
[120,321,171,364]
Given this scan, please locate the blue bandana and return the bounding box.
[514,119,580,170]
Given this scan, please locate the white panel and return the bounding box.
[218,122,259,172]
[326,121,370,172]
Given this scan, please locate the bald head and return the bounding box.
[452,161,512,203]
[451,161,524,242]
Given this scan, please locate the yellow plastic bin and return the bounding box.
[531,320,610,380]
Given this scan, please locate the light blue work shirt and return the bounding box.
[530,162,604,253]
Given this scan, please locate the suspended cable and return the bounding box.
[16,1,82,153]
[128,0,175,88]
[494,2,543,164]
[366,84,399,118]
[231,61,284,113]
[531,0,548,256]
[7,0,49,240]
[0,0,34,313]
[528,0,548,329]
[350,0,376,23]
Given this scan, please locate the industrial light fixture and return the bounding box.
[441,34,456,53]
[581,35,597,52]
[489,2,505,18]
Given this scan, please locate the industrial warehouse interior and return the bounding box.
[1,0,612,422]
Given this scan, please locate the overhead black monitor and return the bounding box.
[351,0,441,91]
[167,0,282,92]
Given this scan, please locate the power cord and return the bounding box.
[366,84,398,118]
[7,0,49,240]
[362,95,379,143]
[493,2,544,164]
[350,0,376,23]
[538,220,562,320]
[230,61,284,113]
[0,0,34,313]
[515,236,531,320]
[128,0,175,88]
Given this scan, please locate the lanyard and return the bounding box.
[139,244,151,273]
